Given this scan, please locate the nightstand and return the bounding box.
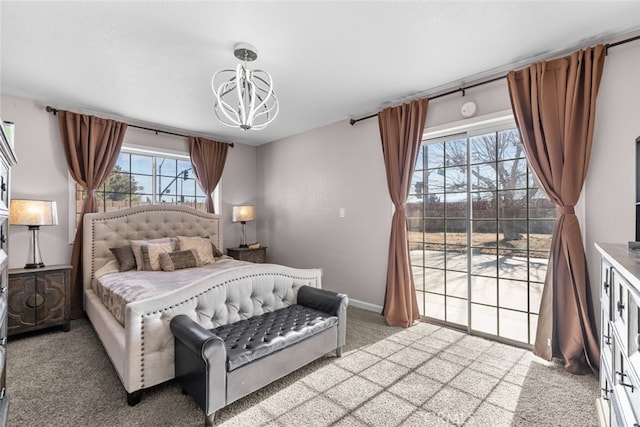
[226,247,267,263]
[7,264,72,336]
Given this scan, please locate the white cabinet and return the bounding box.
[595,243,640,427]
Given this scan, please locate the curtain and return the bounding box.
[57,111,127,319]
[188,136,230,213]
[507,45,605,374]
[378,98,429,327]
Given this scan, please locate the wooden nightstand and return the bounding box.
[7,264,72,336]
[226,247,267,263]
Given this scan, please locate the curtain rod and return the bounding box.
[45,106,235,148]
[349,33,640,126]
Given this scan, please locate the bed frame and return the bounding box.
[82,205,323,404]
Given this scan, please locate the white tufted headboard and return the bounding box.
[82,205,223,292]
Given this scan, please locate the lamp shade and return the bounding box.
[10,199,58,226]
[232,205,255,223]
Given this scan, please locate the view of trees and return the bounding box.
[98,165,143,201]
[412,129,552,242]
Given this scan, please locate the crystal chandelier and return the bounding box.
[211,43,279,131]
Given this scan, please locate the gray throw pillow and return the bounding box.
[159,249,203,272]
[109,246,136,272]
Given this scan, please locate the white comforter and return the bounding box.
[95,258,251,325]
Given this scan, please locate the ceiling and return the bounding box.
[2,1,640,147]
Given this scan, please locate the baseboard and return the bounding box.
[348,298,383,313]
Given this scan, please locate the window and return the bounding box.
[71,146,219,232]
[409,117,555,346]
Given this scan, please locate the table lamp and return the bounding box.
[9,199,58,268]
[232,205,255,248]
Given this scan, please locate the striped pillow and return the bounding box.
[140,242,173,271]
[159,249,203,272]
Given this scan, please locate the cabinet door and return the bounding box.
[0,159,8,213]
[36,271,66,326]
[7,275,36,331]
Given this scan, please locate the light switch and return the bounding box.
[339,208,345,218]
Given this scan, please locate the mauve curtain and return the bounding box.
[58,111,127,319]
[379,98,429,327]
[507,44,605,374]
[188,136,229,213]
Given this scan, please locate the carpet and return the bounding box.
[6,307,598,426]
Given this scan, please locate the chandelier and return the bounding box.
[211,43,279,131]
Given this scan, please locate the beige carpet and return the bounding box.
[6,307,598,426]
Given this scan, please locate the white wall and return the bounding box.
[256,79,512,308]
[585,40,640,331]
[1,96,71,269]
[256,119,391,305]
[0,94,258,268]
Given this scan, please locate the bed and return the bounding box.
[82,204,323,404]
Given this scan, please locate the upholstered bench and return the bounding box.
[170,285,348,426]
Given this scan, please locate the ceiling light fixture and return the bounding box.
[211,43,279,131]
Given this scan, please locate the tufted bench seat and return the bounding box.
[170,285,348,426]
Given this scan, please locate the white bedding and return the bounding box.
[95,258,251,325]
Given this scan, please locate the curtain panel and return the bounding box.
[507,44,605,374]
[378,98,429,328]
[57,110,127,319]
[188,136,230,213]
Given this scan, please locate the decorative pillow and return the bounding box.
[159,249,203,272]
[208,236,224,258]
[131,237,174,271]
[177,236,215,265]
[95,260,121,279]
[109,245,137,272]
[140,242,173,271]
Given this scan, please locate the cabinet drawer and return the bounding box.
[629,289,640,365]
[0,327,6,394]
[0,219,6,254]
[618,368,640,423]
[600,359,613,426]
[612,270,629,349]
[0,290,6,340]
[0,159,8,213]
[602,260,613,322]
[612,336,640,424]
[603,320,614,376]
[0,390,7,427]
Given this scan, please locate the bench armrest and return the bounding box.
[297,286,348,349]
[297,286,347,316]
[171,315,219,355]
[170,315,226,415]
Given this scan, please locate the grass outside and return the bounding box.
[408,231,552,253]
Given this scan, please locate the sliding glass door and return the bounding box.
[409,124,555,346]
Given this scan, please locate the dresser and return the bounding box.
[7,265,71,336]
[0,121,17,426]
[595,243,640,427]
[226,247,267,263]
